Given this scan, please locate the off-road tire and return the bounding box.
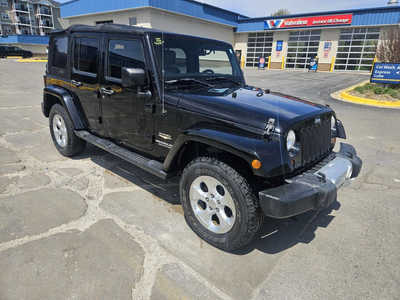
[180,157,263,251]
[49,104,86,157]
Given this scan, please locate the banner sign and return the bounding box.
[264,14,353,30]
[276,40,283,52]
[371,62,400,84]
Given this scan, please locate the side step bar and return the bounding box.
[75,130,170,180]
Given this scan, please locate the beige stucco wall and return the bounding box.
[317,28,340,65]
[148,9,234,44]
[271,31,289,63]
[65,8,152,28]
[63,7,235,45]
[233,32,248,65]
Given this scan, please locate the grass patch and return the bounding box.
[350,83,400,101]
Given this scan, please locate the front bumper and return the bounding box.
[259,143,362,219]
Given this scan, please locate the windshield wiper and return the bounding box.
[165,78,214,88]
[205,76,242,86]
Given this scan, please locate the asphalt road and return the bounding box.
[0,60,399,300]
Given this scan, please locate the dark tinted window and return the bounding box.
[52,36,68,69]
[73,37,99,74]
[108,39,145,79]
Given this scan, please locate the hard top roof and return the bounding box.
[51,24,232,45]
[52,24,163,35]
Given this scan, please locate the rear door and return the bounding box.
[100,34,155,151]
[70,34,103,135]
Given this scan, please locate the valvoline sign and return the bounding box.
[264,14,353,30]
[371,63,400,84]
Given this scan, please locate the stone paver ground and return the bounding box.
[0,60,399,299]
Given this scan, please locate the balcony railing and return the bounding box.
[14,5,29,12]
[38,8,51,15]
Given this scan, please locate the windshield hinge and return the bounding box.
[264,118,276,137]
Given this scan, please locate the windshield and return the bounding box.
[150,33,243,83]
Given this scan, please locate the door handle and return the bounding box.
[71,80,82,87]
[100,87,115,96]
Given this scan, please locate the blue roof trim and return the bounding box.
[60,0,247,26]
[0,35,49,45]
[236,6,400,32]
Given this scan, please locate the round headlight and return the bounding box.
[286,130,296,151]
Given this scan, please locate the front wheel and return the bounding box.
[180,157,262,251]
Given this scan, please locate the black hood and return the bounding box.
[174,86,332,132]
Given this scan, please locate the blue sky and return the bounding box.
[57,0,388,17]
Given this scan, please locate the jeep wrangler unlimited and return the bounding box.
[42,24,362,251]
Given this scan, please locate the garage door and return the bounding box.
[246,32,273,67]
[334,27,380,72]
[286,30,321,70]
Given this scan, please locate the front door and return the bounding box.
[100,35,154,151]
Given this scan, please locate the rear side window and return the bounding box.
[51,36,68,69]
[73,37,99,74]
[107,39,145,79]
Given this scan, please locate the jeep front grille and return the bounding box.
[299,115,332,166]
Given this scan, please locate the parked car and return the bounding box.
[42,24,362,251]
[0,45,33,58]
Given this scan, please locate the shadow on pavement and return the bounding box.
[82,146,341,255]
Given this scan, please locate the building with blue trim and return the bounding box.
[0,0,63,54]
[59,0,400,72]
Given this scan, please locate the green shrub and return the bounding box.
[374,86,385,94]
[389,90,398,98]
[355,86,366,94]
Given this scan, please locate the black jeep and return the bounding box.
[42,24,362,251]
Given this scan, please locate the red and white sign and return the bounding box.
[265,14,353,30]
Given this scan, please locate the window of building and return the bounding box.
[286,30,321,70]
[95,20,113,25]
[246,32,273,67]
[335,27,380,71]
[107,39,145,79]
[73,37,99,74]
[129,17,137,26]
[51,36,68,69]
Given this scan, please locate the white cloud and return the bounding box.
[201,0,388,17]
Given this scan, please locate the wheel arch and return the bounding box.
[43,85,87,129]
[164,130,259,178]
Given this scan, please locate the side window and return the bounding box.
[51,36,68,69]
[199,49,232,74]
[73,37,99,74]
[165,48,187,74]
[107,39,145,79]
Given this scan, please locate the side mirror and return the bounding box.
[121,67,146,88]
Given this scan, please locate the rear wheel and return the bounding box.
[180,157,262,251]
[49,104,86,157]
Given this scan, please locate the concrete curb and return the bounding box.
[331,80,400,109]
[17,59,48,63]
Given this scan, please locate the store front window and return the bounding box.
[286,30,321,70]
[335,27,380,71]
[246,32,273,67]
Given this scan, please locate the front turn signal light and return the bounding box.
[252,159,262,170]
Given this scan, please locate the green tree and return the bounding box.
[271,9,290,17]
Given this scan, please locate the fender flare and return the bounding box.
[163,128,262,173]
[43,85,87,129]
